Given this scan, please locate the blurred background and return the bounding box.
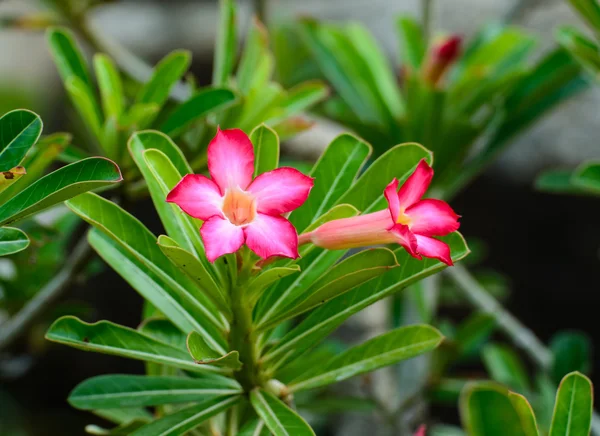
[0,0,598,435]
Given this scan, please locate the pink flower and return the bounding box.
[299,159,460,266]
[414,425,427,436]
[423,35,462,86]
[167,128,314,262]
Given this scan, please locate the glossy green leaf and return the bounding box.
[482,344,529,394]
[0,109,43,171]
[336,143,433,213]
[89,230,203,337]
[509,392,540,436]
[250,389,315,436]
[187,331,242,370]
[138,318,187,350]
[66,193,227,353]
[213,0,236,86]
[65,76,104,139]
[573,160,600,193]
[264,233,469,373]
[301,203,360,234]
[136,50,191,108]
[45,316,219,373]
[250,124,279,177]
[0,157,122,226]
[238,418,269,436]
[550,331,592,384]
[0,166,27,196]
[460,382,531,436]
[94,54,124,120]
[246,265,300,307]
[290,133,371,233]
[549,372,593,436]
[260,248,399,330]
[131,395,241,436]
[69,374,241,410]
[0,227,29,256]
[396,17,426,69]
[160,87,237,137]
[237,18,273,95]
[158,235,229,316]
[287,325,443,392]
[47,27,93,88]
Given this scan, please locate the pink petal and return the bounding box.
[415,235,453,266]
[244,213,299,260]
[384,178,400,223]
[200,216,245,262]
[248,167,314,215]
[406,199,460,236]
[397,159,434,209]
[389,224,420,259]
[166,174,223,221]
[414,425,427,436]
[208,128,255,193]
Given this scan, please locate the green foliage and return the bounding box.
[536,160,600,196]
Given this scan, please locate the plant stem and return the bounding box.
[0,235,93,351]
[422,0,433,46]
[254,0,268,25]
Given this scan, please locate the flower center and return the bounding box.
[396,209,412,226]
[222,188,257,226]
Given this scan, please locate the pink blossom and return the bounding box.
[167,128,314,262]
[299,159,460,266]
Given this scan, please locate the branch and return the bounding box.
[0,235,93,351]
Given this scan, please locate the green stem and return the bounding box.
[422,0,433,46]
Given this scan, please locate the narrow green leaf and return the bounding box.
[246,265,301,307]
[47,27,93,88]
[93,408,153,425]
[250,389,315,436]
[122,104,160,130]
[549,372,593,436]
[264,233,469,373]
[237,18,273,95]
[454,313,496,357]
[160,87,238,137]
[535,170,588,195]
[287,325,443,392]
[482,344,530,394]
[66,193,227,353]
[0,157,122,227]
[94,54,124,120]
[45,316,219,373]
[556,27,600,82]
[136,50,191,107]
[138,318,187,350]
[158,235,229,317]
[66,76,104,139]
[396,17,426,69]
[250,124,280,177]
[238,418,269,436]
[187,331,242,370]
[260,248,399,330]
[0,109,43,171]
[0,227,29,256]
[69,374,241,409]
[290,133,372,233]
[213,0,236,86]
[131,395,241,436]
[573,160,600,193]
[276,80,329,121]
[567,0,600,32]
[509,392,540,436]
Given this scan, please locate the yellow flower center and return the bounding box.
[222,188,257,226]
[396,209,412,226]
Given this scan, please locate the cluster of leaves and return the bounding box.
[46,0,327,200]
[44,126,469,434]
[273,16,586,198]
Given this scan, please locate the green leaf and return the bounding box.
[460,382,532,436]
[482,344,530,394]
[138,318,187,350]
[509,392,540,436]
[122,104,160,130]
[550,331,592,384]
[47,27,93,88]
[301,203,360,234]
[290,133,371,233]
[45,316,220,373]
[65,76,104,139]
[85,420,148,435]
[335,142,433,213]
[89,230,204,337]
[93,408,153,425]
[0,166,27,196]
[0,109,43,171]
[275,80,329,121]
[535,170,589,195]
[238,418,269,436]
[556,27,600,81]
[250,389,315,436]
[0,227,29,256]
[263,233,469,373]
[549,372,593,436]
[94,54,124,120]
[237,18,273,95]
[69,374,241,410]
[66,193,227,353]
[136,50,191,108]
[160,87,237,137]
[187,331,242,370]
[567,0,600,32]
[454,313,496,357]
[259,248,399,330]
[0,157,122,227]
[396,17,426,69]
[286,325,443,392]
[573,160,600,193]
[246,265,301,307]
[131,395,241,436]
[213,0,236,86]
[250,124,280,177]
[158,235,229,317]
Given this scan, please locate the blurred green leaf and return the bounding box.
[237,18,273,95]
[396,17,426,70]
[94,54,124,120]
[573,160,600,193]
[0,227,29,256]
[0,109,43,171]
[556,27,600,82]
[567,0,600,33]
[549,372,593,436]
[136,50,191,108]
[550,331,592,384]
[482,344,530,394]
[65,76,104,140]
[47,27,93,88]
[250,389,315,436]
[454,312,496,357]
[213,0,236,86]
